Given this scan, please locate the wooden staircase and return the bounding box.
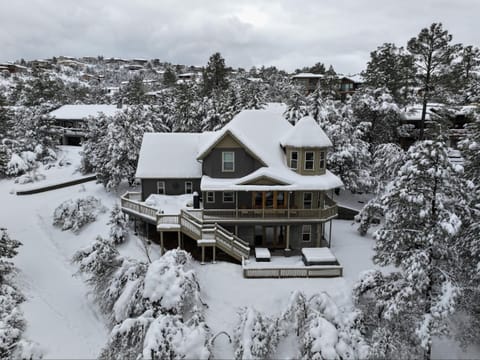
[160,209,251,262]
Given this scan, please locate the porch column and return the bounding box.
[201,246,205,265]
[235,192,238,218]
[316,224,321,247]
[328,220,332,248]
[285,225,290,250]
[177,231,181,249]
[212,246,216,264]
[160,232,164,255]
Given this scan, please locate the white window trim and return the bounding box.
[206,191,215,203]
[222,151,235,172]
[223,191,235,203]
[303,192,313,209]
[304,151,315,171]
[157,181,165,195]
[185,181,193,194]
[289,151,298,170]
[301,225,312,242]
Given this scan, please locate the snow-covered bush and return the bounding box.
[6,151,37,176]
[53,196,106,233]
[233,291,368,360]
[14,170,46,184]
[108,204,129,244]
[233,307,279,360]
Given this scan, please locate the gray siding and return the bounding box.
[202,148,262,178]
[203,191,252,209]
[141,178,201,200]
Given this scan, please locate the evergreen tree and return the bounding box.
[202,52,229,96]
[350,87,402,148]
[162,66,177,87]
[0,94,12,139]
[108,204,129,245]
[0,228,25,358]
[318,65,340,99]
[453,45,480,104]
[283,87,308,124]
[121,75,146,104]
[407,23,457,139]
[173,83,202,132]
[354,140,472,358]
[362,43,416,105]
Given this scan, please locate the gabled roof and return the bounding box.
[280,116,332,148]
[136,132,214,179]
[292,73,324,79]
[197,110,293,168]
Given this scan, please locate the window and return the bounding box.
[290,151,298,170]
[303,192,313,209]
[206,192,215,203]
[319,151,325,169]
[304,151,314,170]
[157,181,165,195]
[302,225,312,242]
[276,192,285,208]
[185,181,193,194]
[222,151,235,172]
[223,191,234,203]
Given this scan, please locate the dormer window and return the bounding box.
[304,151,315,171]
[290,151,298,170]
[222,151,235,172]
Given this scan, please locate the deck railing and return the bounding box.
[202,205,337,221]
[120,192,157,220]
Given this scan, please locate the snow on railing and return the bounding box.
[120,192,157,220]
[242,265,343,278]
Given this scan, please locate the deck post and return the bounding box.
[160,232,164,255]
[235,192,238,218]
[212,246,216,264]
[316,223,321,247]
[285,225,290,250]
[328,220,332,248]
[287,192,291,218]
[201,246,205,265]
[177,231,181,249]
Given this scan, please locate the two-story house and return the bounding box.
[121,109,343,266]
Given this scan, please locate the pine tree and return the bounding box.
[108,204,129,245]
[0,228,25,358]
[350,87,402,148]
[162,67,177,87]
[354,140,472,358]
[121,75,146,104]
[407,23,457,139]
[0,93,12,139]
[202,52,229,96]
[362,43,416,105]
[283,87,308,124]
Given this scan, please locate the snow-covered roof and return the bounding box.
[292,73,324,79]
[301,248,337,263]
[136,108,342,190]
[49,105,122,120]
[280,116,332,148]
[340,74,364,83]
[201,169,343,192]
[136,132,213,179]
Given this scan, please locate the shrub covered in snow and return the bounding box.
[6,151,37,176]
[233,291,368,360]
[107,204,129,244]
[53,196,106,233]
[234,307,279,360]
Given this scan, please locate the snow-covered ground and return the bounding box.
[0,145,478,359]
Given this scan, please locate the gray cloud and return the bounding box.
[1,0,478,74]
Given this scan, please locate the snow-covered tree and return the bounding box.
[108,204,129,245]
[53,196,106,233]
[233,307,279,360]
[0,229,26,359]
[350,87,402,148]
[202,52,229,96]
[354,140,472,358]
[317,100,374,193]
[120,75,147,104]
[81,106,155,190]
[407,23,457,139]
[362,43,416,105]
[283,87,308,125]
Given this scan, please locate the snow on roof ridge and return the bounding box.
[280,116,333,148]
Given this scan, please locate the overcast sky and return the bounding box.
[1,0,478,74]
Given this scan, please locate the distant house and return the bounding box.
[121,109,343,275]
[338,75,363,101]
[291,73,324,94]
[49,104,123,146]
[398,104,477,149]
[0,63,28,75]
